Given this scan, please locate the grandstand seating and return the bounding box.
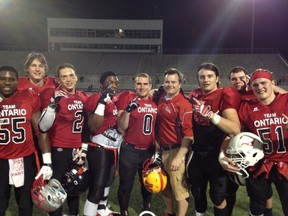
[0,51,287,91]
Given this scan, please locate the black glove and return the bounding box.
[125,98,139,113]
[49,89,67,109]
[98,88,115,105]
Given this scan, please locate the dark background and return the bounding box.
[0,0,288,58]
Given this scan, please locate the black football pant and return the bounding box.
[0,153,36,216]
[247,165,288,216]
[86,145,116,204]
[117,142,154,212]
[49,147,80,216]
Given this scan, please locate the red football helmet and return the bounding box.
[31,175,67,213]
[142,158,167,193]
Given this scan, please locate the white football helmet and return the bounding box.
[226,132,264,169]
[226,132,264,185]
[31,175,67,213]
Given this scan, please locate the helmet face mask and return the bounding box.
[227,167,249,186]
[142,158,167,193]
[31,175,67,213]
[61,162,90,196]
[226,132,265,186]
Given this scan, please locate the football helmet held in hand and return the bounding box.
[226,132,264,185]
[226,132,264,168]
[31,175,67,213]
[61,162,90,196]
[142,158,167,193]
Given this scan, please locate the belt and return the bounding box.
[161,145,180,151]
[126,143,149,151]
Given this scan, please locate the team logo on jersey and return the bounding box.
[253,107,259,112]
[164,106,171,113]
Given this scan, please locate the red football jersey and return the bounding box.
[0,90,41,159]
[239,88,255,101]
[190,87,241,156]
[239,93,288,162]
[117,91,157,148]
[84,93,118,135]
[156,92,193,146]
[17,76,58,95]
[40,88,88,148]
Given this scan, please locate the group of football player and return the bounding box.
[1,52,288,216]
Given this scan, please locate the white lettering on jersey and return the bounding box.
[137,103,157,114]
[0,109,27,117]
[254,112,288,127]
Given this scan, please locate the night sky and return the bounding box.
[1,0,288,58]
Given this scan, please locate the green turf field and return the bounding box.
[6,175,283,216]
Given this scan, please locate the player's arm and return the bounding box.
[73,116,90,165]
[88,110,105,133]
[32,111,53,180]
[32,111,51,154]
[117,110,128,134]
[38,88,67,132]
[170,136,193,171]
[219,136,240,173]
[273,85,287,94]
[117,97,139,133]
[88,90,113,132]
[212,108,241,136]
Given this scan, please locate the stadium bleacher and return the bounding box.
[0,51,287,91]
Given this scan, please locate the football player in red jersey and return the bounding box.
[186,63,241,216]
[38,63,88,216]
[18,52,58,94]
[221,69,288,216]
[225,66,275,216]
[156,68,194,216]
[0,66,51,216]
[116,73,157,216]
[83,71,122,216]
[18,52,58,167]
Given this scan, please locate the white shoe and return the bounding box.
[96,207,116,216]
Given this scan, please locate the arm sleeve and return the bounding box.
[38,106,56,132]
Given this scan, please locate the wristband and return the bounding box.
[211,114,221,125]
[42,152,52,164]
[94,103,105,116]
[81,143,88,151]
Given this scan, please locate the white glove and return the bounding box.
[35,153,53,180]
[35,165,53,180]
[73,143,88,165]
[151,151,162,165]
